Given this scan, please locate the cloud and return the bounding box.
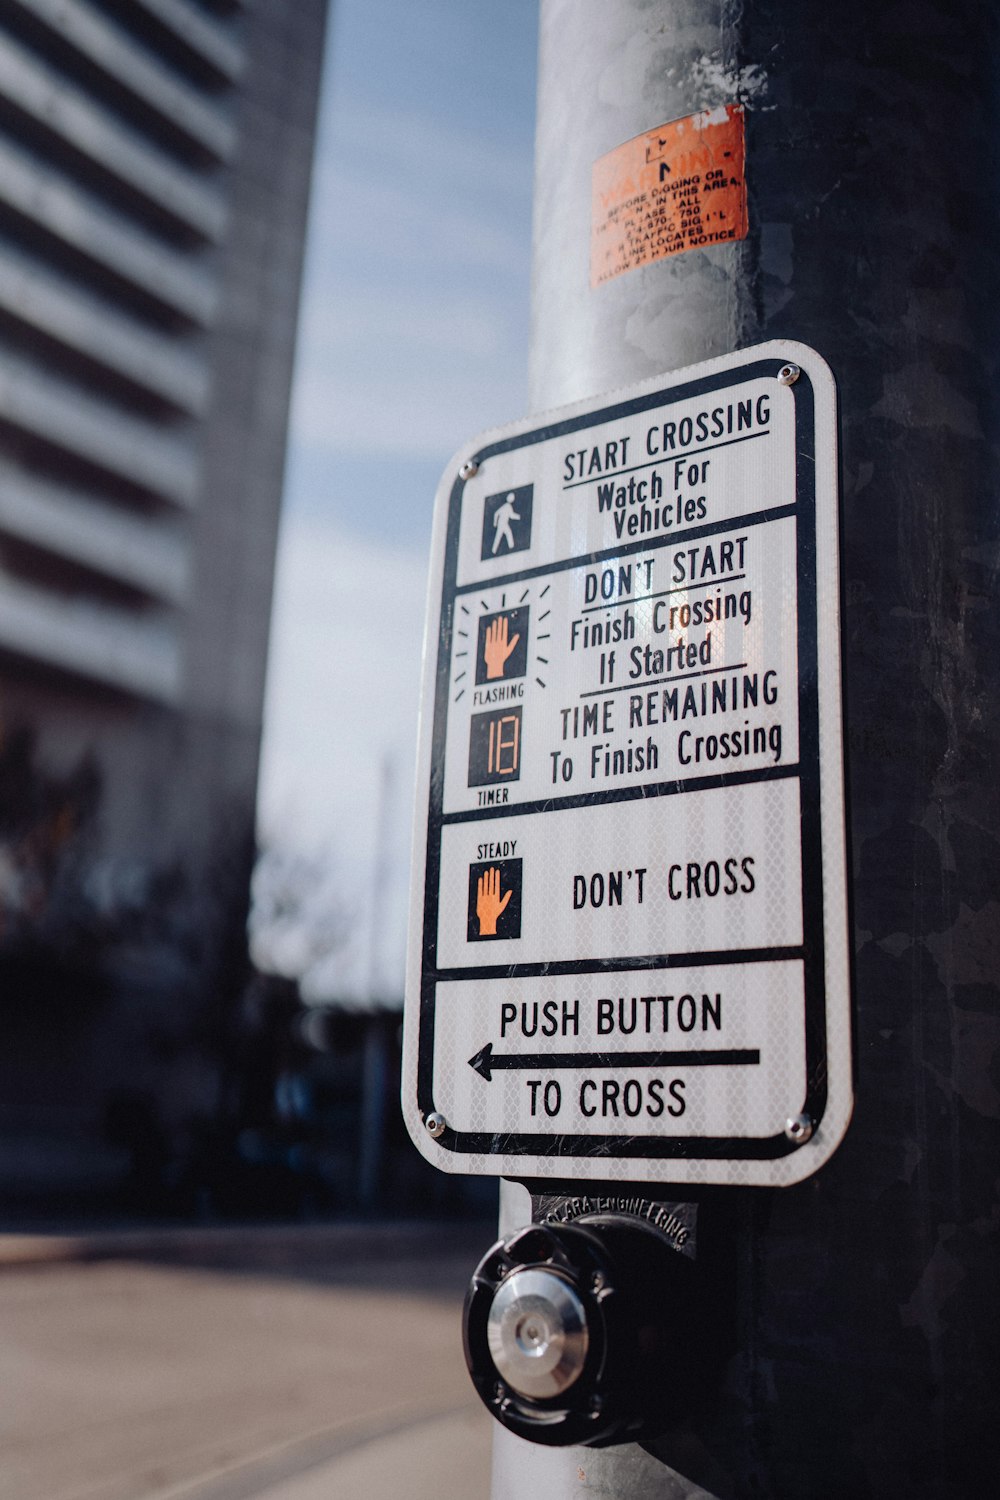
[299,287,510,361]
[288,276,530,469]
[307,162,531,280]
[316,79,539,216]
[288,153,532,470]
[257,0,539,995]
[289,359,528,462]
[318,91,534,203]
[256,518,429,995]
[287,49,534,484]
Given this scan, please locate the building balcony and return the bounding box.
[0,351,200,507]
[0,135,219,325]
[0,32,227,241]
[0,464,191,603]
[127,0,245,85]
[0,245,210,414]
[0,568,181,702]
[7,0,237,162]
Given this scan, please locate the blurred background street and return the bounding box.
[0,0,533,1222]
[0,5,537,1490]
[1,1222,493,1500]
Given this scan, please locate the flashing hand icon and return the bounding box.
[483,615,520,680]
[476,866,512,936]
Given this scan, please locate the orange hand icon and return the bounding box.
[483,615,520,680]
[476,866,512,936]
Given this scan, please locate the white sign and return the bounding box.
[402,341,853,1187]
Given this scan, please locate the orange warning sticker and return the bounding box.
[591,104,747,287]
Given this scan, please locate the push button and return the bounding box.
[486,1266,589,1399]
[464,1215,706,1448]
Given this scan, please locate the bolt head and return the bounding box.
[459,458,479,480]
[785,1112,814,1144]
[425,1112,447,1139]
[777,363,800,386]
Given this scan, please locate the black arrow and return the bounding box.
[468,1042,760,1082]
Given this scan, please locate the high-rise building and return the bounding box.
[0,0,329,1207]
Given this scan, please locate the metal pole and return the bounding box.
[493,0,1000,1494]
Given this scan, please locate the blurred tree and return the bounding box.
[249,841,353,988]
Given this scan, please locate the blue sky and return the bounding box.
[254,1,539,998]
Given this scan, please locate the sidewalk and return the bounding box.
[0,1220,496,1500]
[149,1408,492,1500]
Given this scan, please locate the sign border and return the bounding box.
[403,341,851,1186]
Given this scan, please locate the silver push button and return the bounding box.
[486,1268,589,1399]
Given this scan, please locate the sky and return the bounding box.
[253,0,539,1001]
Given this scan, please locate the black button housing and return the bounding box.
[463,1214,709,1448]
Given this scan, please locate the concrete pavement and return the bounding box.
[0,1222,495,1500]
[149,1408,491,1500]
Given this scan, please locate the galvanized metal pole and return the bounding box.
[494,0,1000,1494]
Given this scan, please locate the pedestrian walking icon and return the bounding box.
[481,484,533,561]
[467,858,522,942]
[492,494,519,553]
